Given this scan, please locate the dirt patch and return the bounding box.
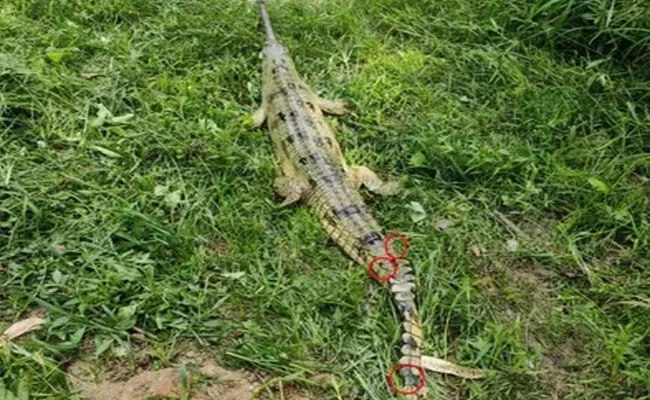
[507,260,557,287]
[179,348,258,400]
[501,260,559,327]
[68,348,258,400]
[494,259,588,399]
[475,257,557,316]
[535,337,586,399]
[69,364,184,400]
[66,343,323,400]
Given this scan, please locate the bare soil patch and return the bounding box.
[67,346,258,400]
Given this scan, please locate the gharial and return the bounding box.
[251,0,484,396]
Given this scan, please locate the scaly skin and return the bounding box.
[253,1,425,396]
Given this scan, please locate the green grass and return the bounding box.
[1,0,649,398]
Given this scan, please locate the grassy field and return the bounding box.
[1,0,649,398]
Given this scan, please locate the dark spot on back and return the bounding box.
[307,102,315,111]
[305,118,316,128]
[361,232,382,245]
[333,205,361,218]
[298,153,324,165]
[315,165,343,185]
[271,88,287,99]
[278,112,285,121]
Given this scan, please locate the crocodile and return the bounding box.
[251,1,442,396]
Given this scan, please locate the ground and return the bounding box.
[1,0,649,399]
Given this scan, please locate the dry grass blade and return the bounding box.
[1,317,45,345]
[492,210,530,240]
[421,355,486,379]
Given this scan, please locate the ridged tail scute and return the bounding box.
[258,0,277,42]
[360,244,425,394]
[385,260,425,391]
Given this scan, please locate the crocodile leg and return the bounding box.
[316,97,349,115]
[274,176,308,207]
[273,145,310,207]
[347,166,400,196]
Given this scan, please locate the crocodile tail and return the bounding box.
[308,189,425,392]
[390,261,425,393]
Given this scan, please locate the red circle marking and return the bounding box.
[367,256,398,282]
[387,363,426,395]
[385,233,410,260]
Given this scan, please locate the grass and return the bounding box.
[1,0,649,398]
